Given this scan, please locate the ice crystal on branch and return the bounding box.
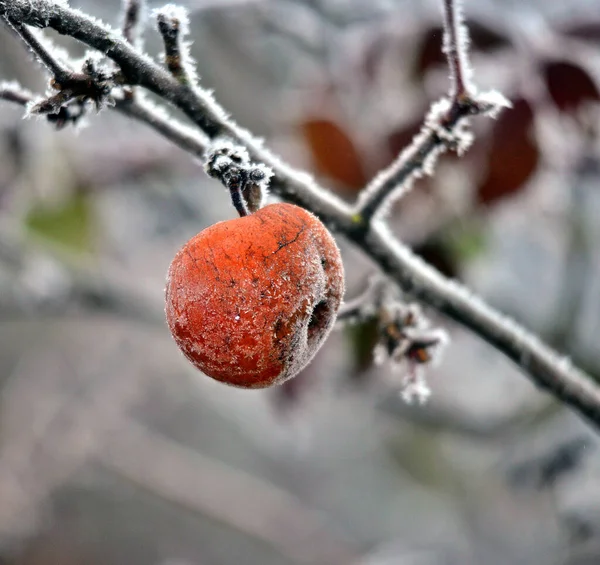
[475,89,512,118]
[426,98,473,155]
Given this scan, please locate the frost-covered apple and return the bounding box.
[165,202,345,388]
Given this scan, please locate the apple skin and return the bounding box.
[165,203,345,388]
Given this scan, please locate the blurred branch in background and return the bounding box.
[0,223,162,325]
[100,419,359,565]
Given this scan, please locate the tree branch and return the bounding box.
[2,16,71,84]
[0,80,34,105]
[115,93,210,157]
[101,419,359,565]
[0,81,209,158]
[354,0,503,222]
[155,5,196,86]
[2,0,600,431]
[359,225,600,427]
[442,0,470,99]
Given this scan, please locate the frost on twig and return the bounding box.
[29,54,116,116]
[353,0,511,224]
[2,18,71,83]
[2,15,118,127]
[339,277,449,404]
[441,0,472,98]
[0,81,34,106]
[22,53,117,132]
[0,79,88,130]
[356,98,471,220]
[120,0,145,100]
[155,4,197,86]
[204,138,273,216]
[355,92,510,220]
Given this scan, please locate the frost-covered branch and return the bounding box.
[2,17,71,83]
[2,0,600,431]
[0,80,34,105]
[114,93,210,156]
[354,0,508,222]
[155,5,196,86]
[2,11,117,122]
[442,0,470,99]
[0,79,209,156]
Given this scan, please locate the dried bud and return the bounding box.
[339,277,449,403]
[204,138,273,216]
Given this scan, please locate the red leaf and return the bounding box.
[542,60,600,113]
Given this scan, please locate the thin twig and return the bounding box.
[121,0,143,46]
[115,94,209,157]
[120,0,144,100]
[155,6,195,86]
[354,98,482,222]
[354,0,496,222]
[0,81,34,105]
[0,80,209,158]
[2,0,600,431]
[442,0,470,98]
[2,18,71,84]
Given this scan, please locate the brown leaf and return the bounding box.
[542,60,600,113]
[301,118,367,191]
[477,97,540,205]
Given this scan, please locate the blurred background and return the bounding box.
[1,0,600,563]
